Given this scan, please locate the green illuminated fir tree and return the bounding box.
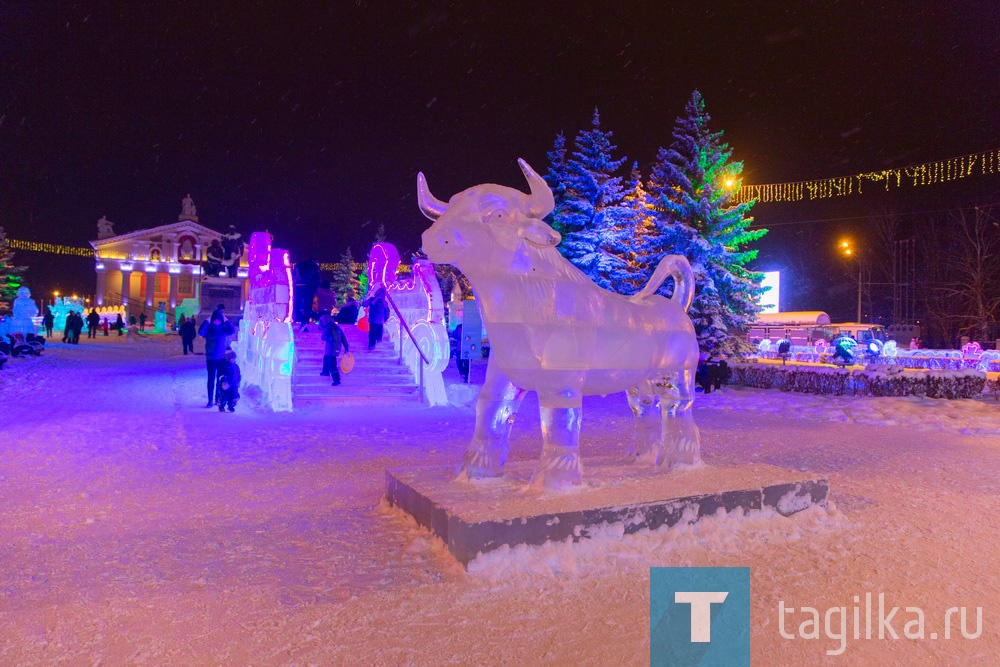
[0,227,27,311]
[331,246,361,299]
[647,90,767,353]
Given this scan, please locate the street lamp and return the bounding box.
[840,240,862,323]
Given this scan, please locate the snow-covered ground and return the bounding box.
[2,336,999,664]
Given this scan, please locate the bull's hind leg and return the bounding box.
[455,362,526,480]
[626,385,661,465]
[656,369,701,468]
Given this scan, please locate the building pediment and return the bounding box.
[90,220,222,249]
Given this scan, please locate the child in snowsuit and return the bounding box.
[215,349,241,412]
[319,312,349,386]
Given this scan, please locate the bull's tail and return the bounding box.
[628,254,695,312]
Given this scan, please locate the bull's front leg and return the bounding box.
[455,361,526,480]
[658,369,701,468]
[531,383,584,489]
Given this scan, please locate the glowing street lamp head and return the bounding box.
[722,176,736,190]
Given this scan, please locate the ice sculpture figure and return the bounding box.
[234,231,294,411]
[153,302,167,333]
[418,159,701,489]
[11,286,39,336]
[367,242,450,405]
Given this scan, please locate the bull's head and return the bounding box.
[418,159,561,269]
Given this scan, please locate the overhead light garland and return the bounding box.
[9,239,409,272]
[732,147,1000,204]
[6,238,131,259]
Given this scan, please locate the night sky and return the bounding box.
[4,3,999,318]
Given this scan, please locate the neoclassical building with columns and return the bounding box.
[89,201,248,317]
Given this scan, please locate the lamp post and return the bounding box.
[840,241,862,323]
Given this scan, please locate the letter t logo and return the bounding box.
[674,591,729,642]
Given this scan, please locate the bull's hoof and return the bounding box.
[454,449,505,481]
[627,440,661,466]
[530,451,582,490]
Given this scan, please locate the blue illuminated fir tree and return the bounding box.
[543,132,571,225]
[647,90,766,353]
[550,109,629,290]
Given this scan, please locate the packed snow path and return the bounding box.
[2,336,999,664]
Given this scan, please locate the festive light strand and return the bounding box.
[732,148,1000,204]
[7,238,130,259]
[9,240,409,273]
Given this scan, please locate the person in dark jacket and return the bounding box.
[450,323,470,383]
[318,311,349,385]
[198,313,236,407]
[68,312,84,344]
[86,309,100,339]
[292,258,321,325]
[335,292,359,325]
[115,313,125,336]
[362,287,388,351]
[179,317,197,355]
[215,349,241,412]
[138,312,147,332]
[42,307,54,338]
[704,352,728,393]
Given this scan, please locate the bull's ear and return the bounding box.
[520,223,561,248]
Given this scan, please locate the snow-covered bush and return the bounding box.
[729,362,986,399]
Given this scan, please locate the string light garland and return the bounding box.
[10,240,411,273]
[7,239,129,259]
[732,148,1000,204]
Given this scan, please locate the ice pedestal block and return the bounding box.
[385,460,829,567]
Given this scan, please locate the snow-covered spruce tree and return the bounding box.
[549,109,629,290]
[604,162,659,295]
[544,132,571,229]
[646,90,766,353]
[331,247,361,298]
[0,227,26,311]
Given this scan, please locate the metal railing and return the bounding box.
[383,292,430,402]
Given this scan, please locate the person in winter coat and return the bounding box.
[703,351,728,393]
[115,313,125,336]
[179,317,197,355]
[214,349,241,412]
[318,311,349,386]
[138,312,147,332]
[42,307,54,338]
[67,312,83,344]
[315,280,336,318]
[362,287,388,351]
[198,312,236,407]
[86,309,100,339]
[335,292,360,325]
[292,258,321,325]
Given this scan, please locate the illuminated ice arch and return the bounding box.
[367,242,450,405]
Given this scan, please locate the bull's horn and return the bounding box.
[518,158,555,218]
[417,173,448,220]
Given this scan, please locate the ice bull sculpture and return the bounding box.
[419,159,701,489]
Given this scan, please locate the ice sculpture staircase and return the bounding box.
[291,324,421,404]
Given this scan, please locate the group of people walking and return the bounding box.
[40,307,127,343]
